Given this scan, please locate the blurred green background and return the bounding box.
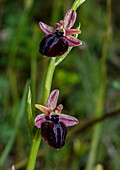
[0,0,120,169]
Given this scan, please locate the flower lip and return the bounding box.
[41,120,67,149]
[39,34,69,57]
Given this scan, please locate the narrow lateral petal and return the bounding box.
[60,20,64,25]
[35,114,46,128]
[56,104,63,112]
[59,113,79,127]
[39,22,54,34]
[65,36,82,46]
[35,104,51,116]
[55,23,60,29]
[46,89,59,110]
[64,9,76,29]
[65,29,81,36]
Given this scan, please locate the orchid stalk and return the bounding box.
[26,1,85,169]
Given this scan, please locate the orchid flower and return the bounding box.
[39,9,82,57]
[35,89,79,149]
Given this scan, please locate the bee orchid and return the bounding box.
[35,89,79,149]
[39,9,82,57]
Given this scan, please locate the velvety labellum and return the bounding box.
[39,31,68,57]
[41,115,67,149]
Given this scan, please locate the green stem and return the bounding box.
[72,0,85,10]
[26,58,56,169]
[43,58,56,105]
[26,129,41,170]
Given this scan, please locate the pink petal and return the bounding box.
[63,9,76,29]
[39,22,54,34]
[46,89,59,110]
[12,165,15,170]
[56,104,63,112]
[59,113,79,127]
[60,20,64,25]
[65,29,81,36]
[65,36,82,46]
[35,114,46,128]
[55,23,60,29]
[35,104,51,116]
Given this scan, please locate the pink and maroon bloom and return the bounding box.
[35,89,79,149]
[39,9,82,57]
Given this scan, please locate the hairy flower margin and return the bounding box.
[35,89,79,149]
[39,9,82,57]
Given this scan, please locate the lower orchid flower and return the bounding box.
[35,89,79,149]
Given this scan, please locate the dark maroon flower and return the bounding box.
[39,9,82,57]
[35,90,79,149]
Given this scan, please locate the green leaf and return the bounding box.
[26,87,34,139]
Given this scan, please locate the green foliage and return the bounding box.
[0,0,120,169]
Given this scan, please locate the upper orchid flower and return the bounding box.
[39,9,82,57]
[35,89,79,149]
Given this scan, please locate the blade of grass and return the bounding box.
[7,0,34,104]
[50,0,63,25]
[0,80,30,169]
[85,0,111,170]
[30,25,38,113]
